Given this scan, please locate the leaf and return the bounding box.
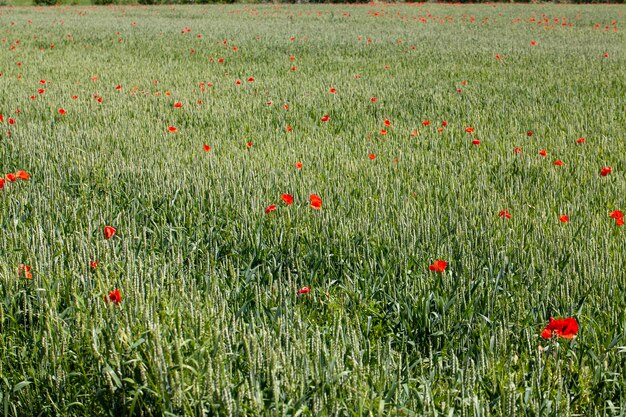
[12,381,31,393]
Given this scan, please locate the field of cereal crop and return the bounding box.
[0,3,625,415]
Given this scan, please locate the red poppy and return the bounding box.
[90,260,100,270]
[286,125,293,132]
[321,115,330,122]
[58,108,66,115]
[541,317,578,339]
[107,288,122,305]
[384,119,391,127]
[441,121,448,127]
[265,204,276,214]
[174,101,182,108]
[495,55,502,60]
[513,147,522,154]
[72,95,78,100]
[295,162,303,170]
[39,79,46,84]
[428,260,448,273]
[617,218,625,226]
[539,149,547,157]
[329,88,336,94]
[559,215,569,223]
[116,84,122,91]
[472,139,480,145]
[168,126,177,133]
[8,118,15,125]
[289,56,295,60]
[309,194,322,210]
[422,120,430,126]
[530,41,537,46]
[103,226,116,240]
[280,194,294,205]
[527,131,533,137]
[576,137,585,144]
[246,142,253,148]
[235,79,242,85]
[603,52,609,58]
[380,129,387,135]
[5,173,16,182]
[465,127,474,133]
[371,97,377,102]
[554,160,563,166]
[297,287,310,296]
[203,144,211,152]
[0,178,4,190]
[499,210,512,219]
[368,153,376,160]
[609,210,623,219]
[600,166,612,176]
[18,264,32,279]
[38,88,45,94]
[247,77,255,82]
[16,171,30,180]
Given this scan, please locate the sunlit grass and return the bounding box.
[0,3,625,416]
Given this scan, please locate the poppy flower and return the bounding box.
[603,52,609,58]
[168,126,177,133]
[72,95,78,100]
[371,97,377,102]
[90,260,100,270]
[513,147,522,154]
[321,115,330,122]
[107,288,122,305]
[5,173,16,182]
[465,127,474,133]
[309,194,322,210]
[495,55,502,60]
[530,41,537,46]
[58,108,66,115]
[472,139,481,145]
[286,125,293,132]
[289,56,295,60]
[16,171,30,180]
[295,162,303,170]
[576,137,585,144]
[246,142,253,148]
[203,144,211,152]
[554,160,563,166]
[0,178,4,190]
[103,226,116,240]
[527,131,533,137]
[559,215,569,223]
[600,166,612,176]
[539,149,547,157]
[384,119,391,127]
[291,66,297,71]
[380,129,387,135]
[329,88,336,94]
[247,77,255,82]
[38,88,45,94]
[422,120,430,126]
[541,317,578,339]
[441,121,448,127]
[499,210,512,219]
[297,287,310,296]
[174,101,182,108]
[368,153,376,160]
[18,264,32,279]
[265,204,276,214]
[281,194,294,205]
[116,84,122,91]
[428,260,448,273]
[8,118,15,125]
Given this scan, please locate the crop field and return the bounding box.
[0,2,625,416]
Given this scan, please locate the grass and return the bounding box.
[0,3,625,416]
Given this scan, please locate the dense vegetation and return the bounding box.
[1,3,625,416]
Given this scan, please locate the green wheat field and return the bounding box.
[0,3,625,416]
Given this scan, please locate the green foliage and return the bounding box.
[0,3,625,416]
